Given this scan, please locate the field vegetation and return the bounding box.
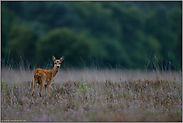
[1,66,182,122]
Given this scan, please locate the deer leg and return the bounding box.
[40,76,47,98]
[39,82,44,97]
[44,84,47,98]
[32,78,36,97]
[47,85,50,98]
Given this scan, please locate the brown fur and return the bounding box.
[32,55,64,98]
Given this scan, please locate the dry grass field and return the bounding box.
[1,67,182,122]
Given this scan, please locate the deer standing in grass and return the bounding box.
[32,55,64,98]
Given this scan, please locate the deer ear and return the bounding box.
[52,55,56,61]
[60,56,64,61]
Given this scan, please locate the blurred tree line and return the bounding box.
[1,1,182,70]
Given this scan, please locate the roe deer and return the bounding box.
[32,55,64,98]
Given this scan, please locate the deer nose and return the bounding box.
[57,66,60,68]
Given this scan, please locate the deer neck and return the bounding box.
[51,65,59,77]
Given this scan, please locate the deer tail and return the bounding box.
[34,73,41,80]
[35,73,40,76]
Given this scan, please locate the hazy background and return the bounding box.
[1,1,182,70]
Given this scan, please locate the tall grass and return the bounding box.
[1,58,182,122]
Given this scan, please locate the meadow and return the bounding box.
[1,67,182,122]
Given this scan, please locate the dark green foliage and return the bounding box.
[36,28,92,67]
[7,24,37,65]
[1,6,16,58]
[1,1,182,69]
